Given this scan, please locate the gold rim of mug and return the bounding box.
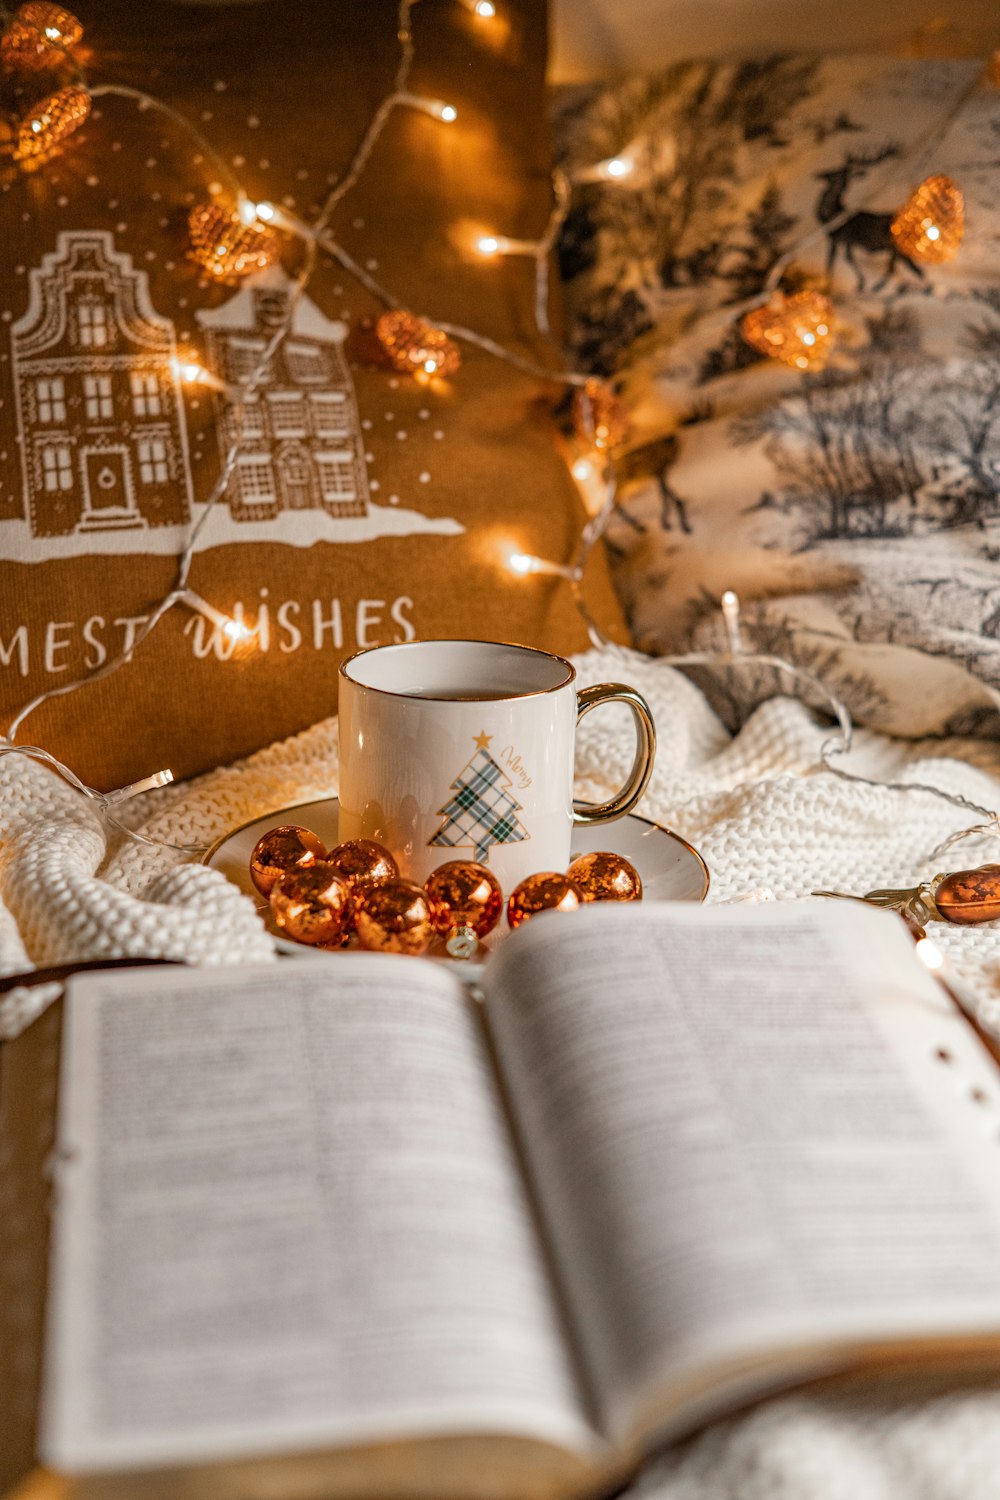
[338,638,577,702]
[201,796,711,905]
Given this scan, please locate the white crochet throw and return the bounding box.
[4,644,1000,1495]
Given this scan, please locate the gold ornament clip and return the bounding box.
[813,882,941,928]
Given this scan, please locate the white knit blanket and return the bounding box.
[4,643,1000,1493]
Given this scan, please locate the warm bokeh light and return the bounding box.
[915,938,945,971]
[741,290,835,372]
[398,92,458,124]
[188,201,281,283]
[16,85,91,168]
[891,174,964,264]
[1,2,83,70]
[375,309,462,380]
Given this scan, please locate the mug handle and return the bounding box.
[572,682,656,826]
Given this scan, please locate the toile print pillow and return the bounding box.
[0,0,625,791]
[554,54,1000,737]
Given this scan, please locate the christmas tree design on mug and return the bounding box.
[429,731,529,863]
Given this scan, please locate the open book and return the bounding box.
[6,901,1000,1500]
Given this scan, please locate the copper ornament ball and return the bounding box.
[269,862,352,947]
[426,861,503,935]
[507,872,583,930]
[326,839,399,895]
[355,880,437,956]
[567,851,642,903]
[249,824,328,898]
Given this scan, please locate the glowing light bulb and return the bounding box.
[926,224,940,241]
[721,589,744,653]
[180,589,254,646]
[423,357,439,374]
[475,0,496,14]
[171,355,209,385]
[915,937,944,971]
[398,92,458,123]
[255,200,276,221]
[506,550,572,579]
[572,458,595,482]
[604,156,632,179]
[474,230,536,259]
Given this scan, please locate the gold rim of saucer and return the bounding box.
[202,797,710,904]
[339,638,577,702]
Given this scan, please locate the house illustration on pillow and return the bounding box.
[10,231,193,539]
[197,270,370,524]
[5,231,460,560]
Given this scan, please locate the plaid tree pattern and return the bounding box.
[429,747,528,862]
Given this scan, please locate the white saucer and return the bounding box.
[205,797,709,965]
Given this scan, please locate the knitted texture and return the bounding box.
[4,645,1000,1496]
[6,645,1000,1005]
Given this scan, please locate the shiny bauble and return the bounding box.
[506,872,583,930]
[269,862,351,947]
[355,880,436,956]
[249,824,327,898]
[326,839,399,896]
[425,860,504,959]
[567,850,643,903]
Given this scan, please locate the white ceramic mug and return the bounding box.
[337,639,656,892]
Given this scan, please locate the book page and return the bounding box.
[486,901,1000,1449]
[42,959,595,1474]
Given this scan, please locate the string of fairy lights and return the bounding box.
[0,0,998,862]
